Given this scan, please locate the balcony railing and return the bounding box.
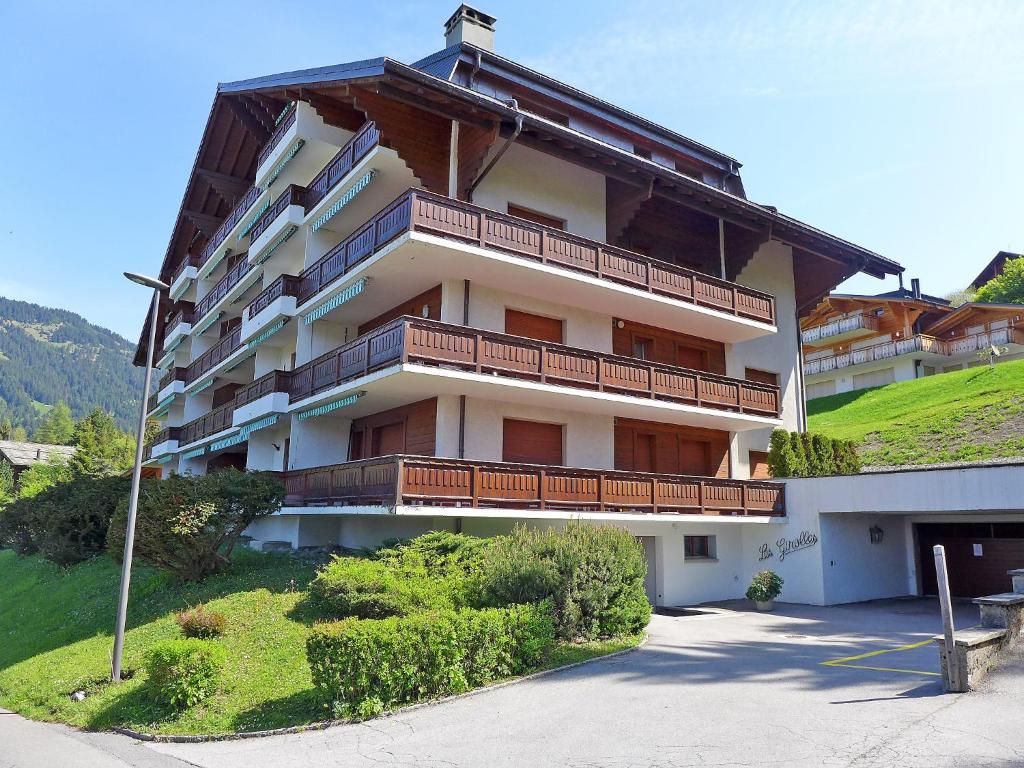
[234,370,292,408]
[186,327,243,384]
[804,334,944,375]
[249,184,305,243]
[945,325,1024,355]
[289,316,781,417]
[258,105,297,166]
[802,313,880,345]
[304,122,380,212]
[165,307,194,338]
[146,427,182,458]
[282,455,786,516]
[157,366,188,392]
[245,275,303,320]
[198,185,262,268]
[178,401,236,447]
[193,258,257,324]
[171,253,204,285]
[296,189,777,325]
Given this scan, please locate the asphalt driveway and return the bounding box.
[4,598,1023,768]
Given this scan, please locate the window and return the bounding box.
[745,368,779,387]
[507,203,565,231]
[684,535,716,560]
[633,337,653,360]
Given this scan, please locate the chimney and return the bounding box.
[911,278,921,300]
[444,4,496,51]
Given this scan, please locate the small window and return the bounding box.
[633,337,653,360]
[507,203,565,231]
[684,535,716,560]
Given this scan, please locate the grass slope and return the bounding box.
[0,550,639,736]
[807,359,1024,467]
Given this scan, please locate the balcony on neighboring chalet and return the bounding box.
[292,189,778,344]
[287,316,782,432]
[801,312,880,348]
[282,455,786,519]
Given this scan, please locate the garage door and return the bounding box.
[853,367,895,389]
[806,380,837,400]
[917,522,1024,597]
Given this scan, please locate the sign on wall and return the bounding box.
[758,530,819,562]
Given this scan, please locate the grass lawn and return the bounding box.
[0,549,642,736]
[807,358,1024,467]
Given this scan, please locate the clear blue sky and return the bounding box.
[1,1,1021,340]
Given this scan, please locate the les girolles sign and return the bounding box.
[757,530,818,562]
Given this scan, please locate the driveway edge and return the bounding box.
[114,633,649,743]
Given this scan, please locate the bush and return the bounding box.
[746,570,784,602]
[477,523,650,641]
[145,638,227,709]
[376,531,489,578]
[308,556,452,619]
[767,429,860,478]
[176,604,228,638]
[306,602,555,717]
[106,469,284,581]
[0,475,129,565]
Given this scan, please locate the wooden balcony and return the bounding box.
[157,366,188,392]
[802,312,880,348]
[234,370,292,408]
[289,316,780,417]
[146,427,181,458]
[258,104,297,166]
[282,455,785,517]
[197,185,262,270]
[245,274,303,320]
[185,327,242,385]
[944,325,1024,355]
[804,334,945,375]
[296,189,777,327]
[303,121,380,212]
[178,401,236,447]
[248,184,305,243]
[171,253,204,286]
[194,258,258,324]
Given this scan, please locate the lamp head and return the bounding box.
[124,272,169,291]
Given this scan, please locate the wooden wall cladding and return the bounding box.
[612,318,726,374]
[614,418,730,478]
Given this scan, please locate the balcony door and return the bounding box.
[504,309,564,344]
[615,418,728,477]
[502,418,564,465]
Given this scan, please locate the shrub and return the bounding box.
[0,475,129,565]
[306,602,555,717]
[746,570,784,602]
[810,433,836,476]
[106,469,284,581]
[377,531,490,578]
[787,432,809,477]
[477,523,650,641]
[767,431,861,478]
[308,556,452,619]
[176,604,228,638]
[145,638,227,709]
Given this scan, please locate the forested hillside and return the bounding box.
[0,297,142,433]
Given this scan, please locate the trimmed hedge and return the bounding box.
[767,429,861,478]
[307,603,555,716]
[145,638,227,709]
[308,556,454,619]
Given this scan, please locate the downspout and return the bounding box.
[795,309,808,433]
[718,218,727,280]
[468,49,482,90]
[467,99,523,203]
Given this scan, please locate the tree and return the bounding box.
[10,426,28,442]
[15,455,73,499]
[975,258,1024,305]
[943,286,976,308]
[0,416,12,440]
[0,461,14,505]
[32,401,75,445]
[69,407,134,477]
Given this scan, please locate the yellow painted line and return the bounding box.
[822,637,934,665]
[820,637,942,677]
[827,663,941,677]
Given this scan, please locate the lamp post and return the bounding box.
[112,271,169,683]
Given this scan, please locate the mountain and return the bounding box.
[0,296,143,433]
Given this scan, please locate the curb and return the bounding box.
[114,633,648,743]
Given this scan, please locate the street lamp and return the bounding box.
[112,271,169,682]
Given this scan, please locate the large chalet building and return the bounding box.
[137,6,903,606]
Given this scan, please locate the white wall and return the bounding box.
[807,356,917,397]
[471,142,607,241]
[287,413,350,470]
[819,513,911,604]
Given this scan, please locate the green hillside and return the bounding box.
[807,359,1024,467]
[0,297,143,433]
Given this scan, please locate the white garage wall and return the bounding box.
[819,513,911,604]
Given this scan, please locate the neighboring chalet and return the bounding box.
[970,250,1022,291]
[803,279,1024,399]
[0,440,76,480]
[135,6,903,606]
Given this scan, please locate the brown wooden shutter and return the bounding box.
[749,450,771,479]
[502,419,564,465]
[504,309,564,344]
[506,204,565,230]
[745,368,779,386]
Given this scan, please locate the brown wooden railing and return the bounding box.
[193,258,257,323]
[245,275,303,320]
[249,185,305,243]
[304,122,380,211]
[296,189,776,324]
[165,307,195,339]
[157,367,188,392]
[258,105,297,166]
[234,370,291,408]
[146,427,182,458]
[171,253,204,285]
[288,316,780,417]
[282,455,785,516]
[198,185,262,267]
[178,401,236,447]
[185,328,243,384]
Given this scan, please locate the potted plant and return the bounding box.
[746,570,784,611]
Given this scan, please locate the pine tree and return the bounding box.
[0,416,12,440]
[811,433,837,476]
[0,461,14,504]
[10,426,28,441]
[787,432,809,477]
[767,428,794,477]
[69,408,135,477]
[33,401,75,445]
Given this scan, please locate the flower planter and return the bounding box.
[754,599,775,612]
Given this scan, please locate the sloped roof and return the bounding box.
[924,302,1024,336]
[970,250,1022,290]
[0,440,77,468]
